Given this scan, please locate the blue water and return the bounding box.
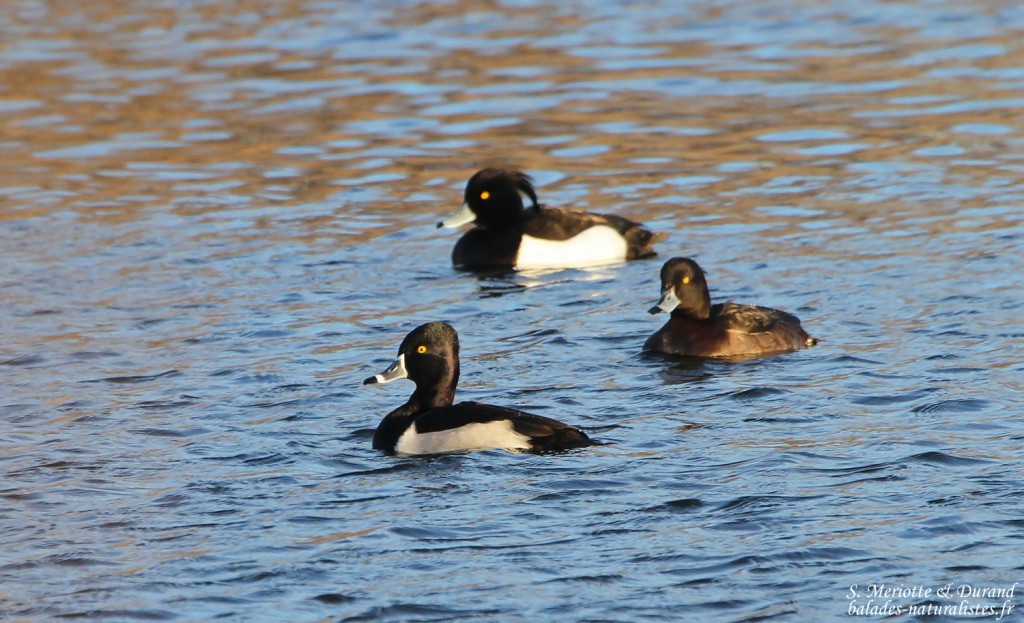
[1,0,1022,621]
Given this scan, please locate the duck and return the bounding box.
[437,168,660,270]
[643,257,817,358]
[363,321,595,455]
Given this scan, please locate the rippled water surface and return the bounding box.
[2,0,1023,621]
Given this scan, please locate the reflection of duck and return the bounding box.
[363,322,595,455]
[473,263,623,300]
[438,168,660,270]
[644,257,817,358]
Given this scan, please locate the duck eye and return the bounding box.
[682,276,691,284]
[416,345,427,354]
[480,191,490,200]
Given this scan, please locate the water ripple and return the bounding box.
[2,0,1022,621]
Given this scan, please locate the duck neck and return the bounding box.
[481,207,528,229]
[672,294,712,320]
[409,362,459,410]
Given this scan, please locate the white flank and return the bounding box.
[394,420,532,455]
[515,225,628,269]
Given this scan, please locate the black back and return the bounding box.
[413,401,593,452]
[524,207,659,260]
[451,168,659,269]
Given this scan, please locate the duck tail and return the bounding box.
[628,228,666,260]
[530,427,597,453]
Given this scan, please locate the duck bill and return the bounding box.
[648,288,680,315]
[437,203,476,229]
[363,354,408,385]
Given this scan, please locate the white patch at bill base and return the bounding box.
[394,419,532,455]
[515,225,628,269]
[655,288,680,313]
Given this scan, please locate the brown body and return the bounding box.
[644,258,817,359]
[644,302,815,358]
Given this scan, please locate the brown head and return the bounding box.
[648,257,712,319]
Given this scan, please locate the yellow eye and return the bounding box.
[416,345,427,354]
[682,276,691,284]
[480,191,490,200]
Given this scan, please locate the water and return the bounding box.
[2,0,1022,620]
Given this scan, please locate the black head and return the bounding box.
[648,257,712,318]
[438,168,539,230]
[364,322,461,407]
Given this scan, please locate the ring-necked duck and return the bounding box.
[643,257,817,358]
[363,322,595,455]
[437,168,660,270]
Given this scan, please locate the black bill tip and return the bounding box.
[436,221,444,229]
[363,376,378,385]
[648,306,663,315]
